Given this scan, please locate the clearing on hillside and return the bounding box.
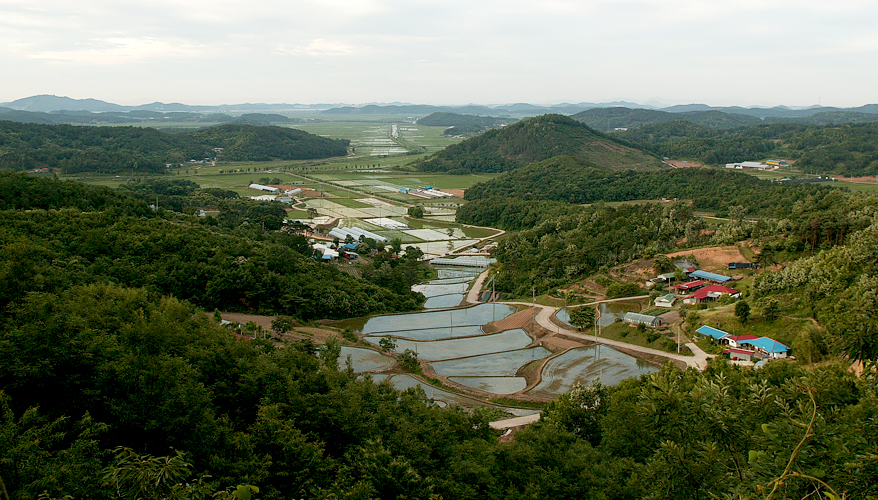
[666,245,749,274]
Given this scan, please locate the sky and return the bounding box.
[2,0,877,108]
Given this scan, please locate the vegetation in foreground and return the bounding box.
[1,280,876,499]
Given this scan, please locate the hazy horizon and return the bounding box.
[2,1,876,108]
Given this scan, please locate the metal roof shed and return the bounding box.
[696,325,731,340]
[689,270,734,283]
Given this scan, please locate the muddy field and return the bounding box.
[666,245,749,273]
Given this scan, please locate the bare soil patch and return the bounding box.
[483,308,536,334]
[666,245,747,273]
[664,160,708,168]
[445,189,466,198]
[221,312,276,330]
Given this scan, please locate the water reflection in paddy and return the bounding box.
[361,303,516,334]
[449,376,527,394]
[424,294,465,309]
[367,329,533,361]
[380,374,540,416]
[339,347,395,373]
[365,324,484,341]
[432,347,553,376]
[530,345,659,396]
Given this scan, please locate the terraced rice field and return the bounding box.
[366,329,533,361]
[530,346,659,396]
[339,346,396,373]
[360,303,516,335]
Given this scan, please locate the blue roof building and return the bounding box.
[743,337,790,358]
[689,270,734,284]
[696,325,731,340]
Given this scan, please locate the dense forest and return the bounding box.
[0,173,424,319]
[617,120,878,176]
[2,280,877,499]
[0,121,349,174]
[572,107,764,130]
[414,114,660,174]
[463,156,833,217]
[459,167,876,298]
[572,106,878,131]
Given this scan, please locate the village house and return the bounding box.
[682,285,741,305]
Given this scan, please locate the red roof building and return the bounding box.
[675,280,705,293]
[682,285,741,304]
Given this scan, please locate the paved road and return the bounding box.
[489,413,541,430]
[468,278,712,370]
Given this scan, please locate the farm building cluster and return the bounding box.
[696,325,790,364]
[647,263,745,309]
[724,160,787,170]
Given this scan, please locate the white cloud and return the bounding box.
[28,37,203,64]
[277,39,360,57]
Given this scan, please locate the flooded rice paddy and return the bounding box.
[365,325,484,341]
[339,346,395,373]
[530,345,659,397]
[351,273,661,411]
[361,303,516,334]
[366,329,533,361]
[431,347,553,376]
[423,294,465,309]
[449,376,527,394]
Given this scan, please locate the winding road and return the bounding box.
[466,270,712,370]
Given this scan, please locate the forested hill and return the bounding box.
[463,157,831,217]
[414,114,661,174]
[0,121,350,174]
[618,120,878,176]
[0,173,422,319]
[572,107,763,130]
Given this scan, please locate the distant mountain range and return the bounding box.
[2,94,878,127]
[0,95,345,113]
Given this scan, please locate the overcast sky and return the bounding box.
[2,0,876,107]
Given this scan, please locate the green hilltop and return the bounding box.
[414,114,661,174]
